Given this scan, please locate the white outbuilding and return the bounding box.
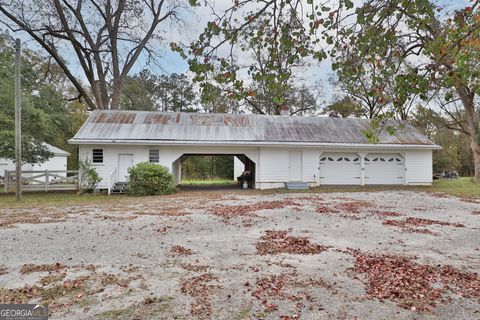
[69,110,440,191]
[0,143,69,179]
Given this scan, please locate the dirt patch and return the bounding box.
[0,265,8,276]
[135,206,188,216]
[170,245,194,256]
[349,251,480,311]
[181,264,209,272]
[20,263,65,274]
[180,273,219,317]
[39,273,67,286]
[383,217,465,234]
[99,273,143,288]
[256,230,329,255]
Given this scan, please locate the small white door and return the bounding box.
[289,151,302,181]
[118,154,133,181]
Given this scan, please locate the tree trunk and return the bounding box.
[471,137,480,180]
[455,85,480,179]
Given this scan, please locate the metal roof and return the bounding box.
[69,110,437,147]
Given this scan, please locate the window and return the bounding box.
[328,157,334,161]
[337,157,343,161]
[344,157,351,161]
[389,158,394,162]
[320,157,326,161]
[380,158,386,162]
[365,158,370,162]
[373,158,379,162]
[396,158,402,162]
[92,149,103,163]
[149,149,160,163]
[353,157,360,162]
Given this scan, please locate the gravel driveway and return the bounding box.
[0,190,479,319]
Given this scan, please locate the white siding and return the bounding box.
[1,155,68,178]
[405,150,433,185]
[233,156,245,179]
[259,147,289,182]
[79,145,260,189]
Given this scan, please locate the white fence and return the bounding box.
[3,170,79,192]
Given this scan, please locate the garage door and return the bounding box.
[365,154,404,185]
[319,153,361,185]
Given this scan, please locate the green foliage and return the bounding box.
[181,156,234,180]
[126,162,176,196]
[78,161,102,194]
[0,36,88,167]
[120,70,198,112]
[179,0,330,114]
[322,96,364,118]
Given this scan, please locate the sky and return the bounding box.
[2,0,472,105]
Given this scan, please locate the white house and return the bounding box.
[69,110,440,191]
[0,143,69,179]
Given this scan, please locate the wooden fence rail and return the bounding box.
[3,170,80,192]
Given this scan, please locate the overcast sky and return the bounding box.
[4,0,471,105]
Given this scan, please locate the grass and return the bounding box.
[429,177,480,198]
[0,178,478,209]
[181,179,236,186]
[0,191,117,209]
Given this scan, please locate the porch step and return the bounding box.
[285,182,309,190]
[111,182,127,194]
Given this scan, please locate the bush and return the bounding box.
[126,162,176,196]
[78,160,102,194]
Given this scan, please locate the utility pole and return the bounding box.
[15,38,22,202]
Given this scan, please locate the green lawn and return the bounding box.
[0,178,478,209]
[180,179,237,186]
[428,177,480,198]
[0,192,116,209]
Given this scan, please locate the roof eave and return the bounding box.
[68,139,442,150]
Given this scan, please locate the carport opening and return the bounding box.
[175,154,256,189]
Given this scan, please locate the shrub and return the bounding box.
[78,161,102,194]
[126,162,176,196]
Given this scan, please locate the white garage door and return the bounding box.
[319,153,361,185]
[365,154,404,185]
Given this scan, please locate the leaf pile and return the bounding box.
[170,245,194,256]
[20,263,64,274]
[180,273,219,317]
[315,200,375,219]
[249,273,335,317]
[383,217,465,234]
[256,230,329,255]
[209,200,301,219]
[368,210,402,217]
[350,251,480,311]
[335,200,374,214]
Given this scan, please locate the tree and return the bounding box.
[0,0,183,110]
[120,70,198,112]
[0,35,88,166]
[411,106,474,176]
[175,0,333,115]
[322,96,364,118]
[329,0,480,179]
